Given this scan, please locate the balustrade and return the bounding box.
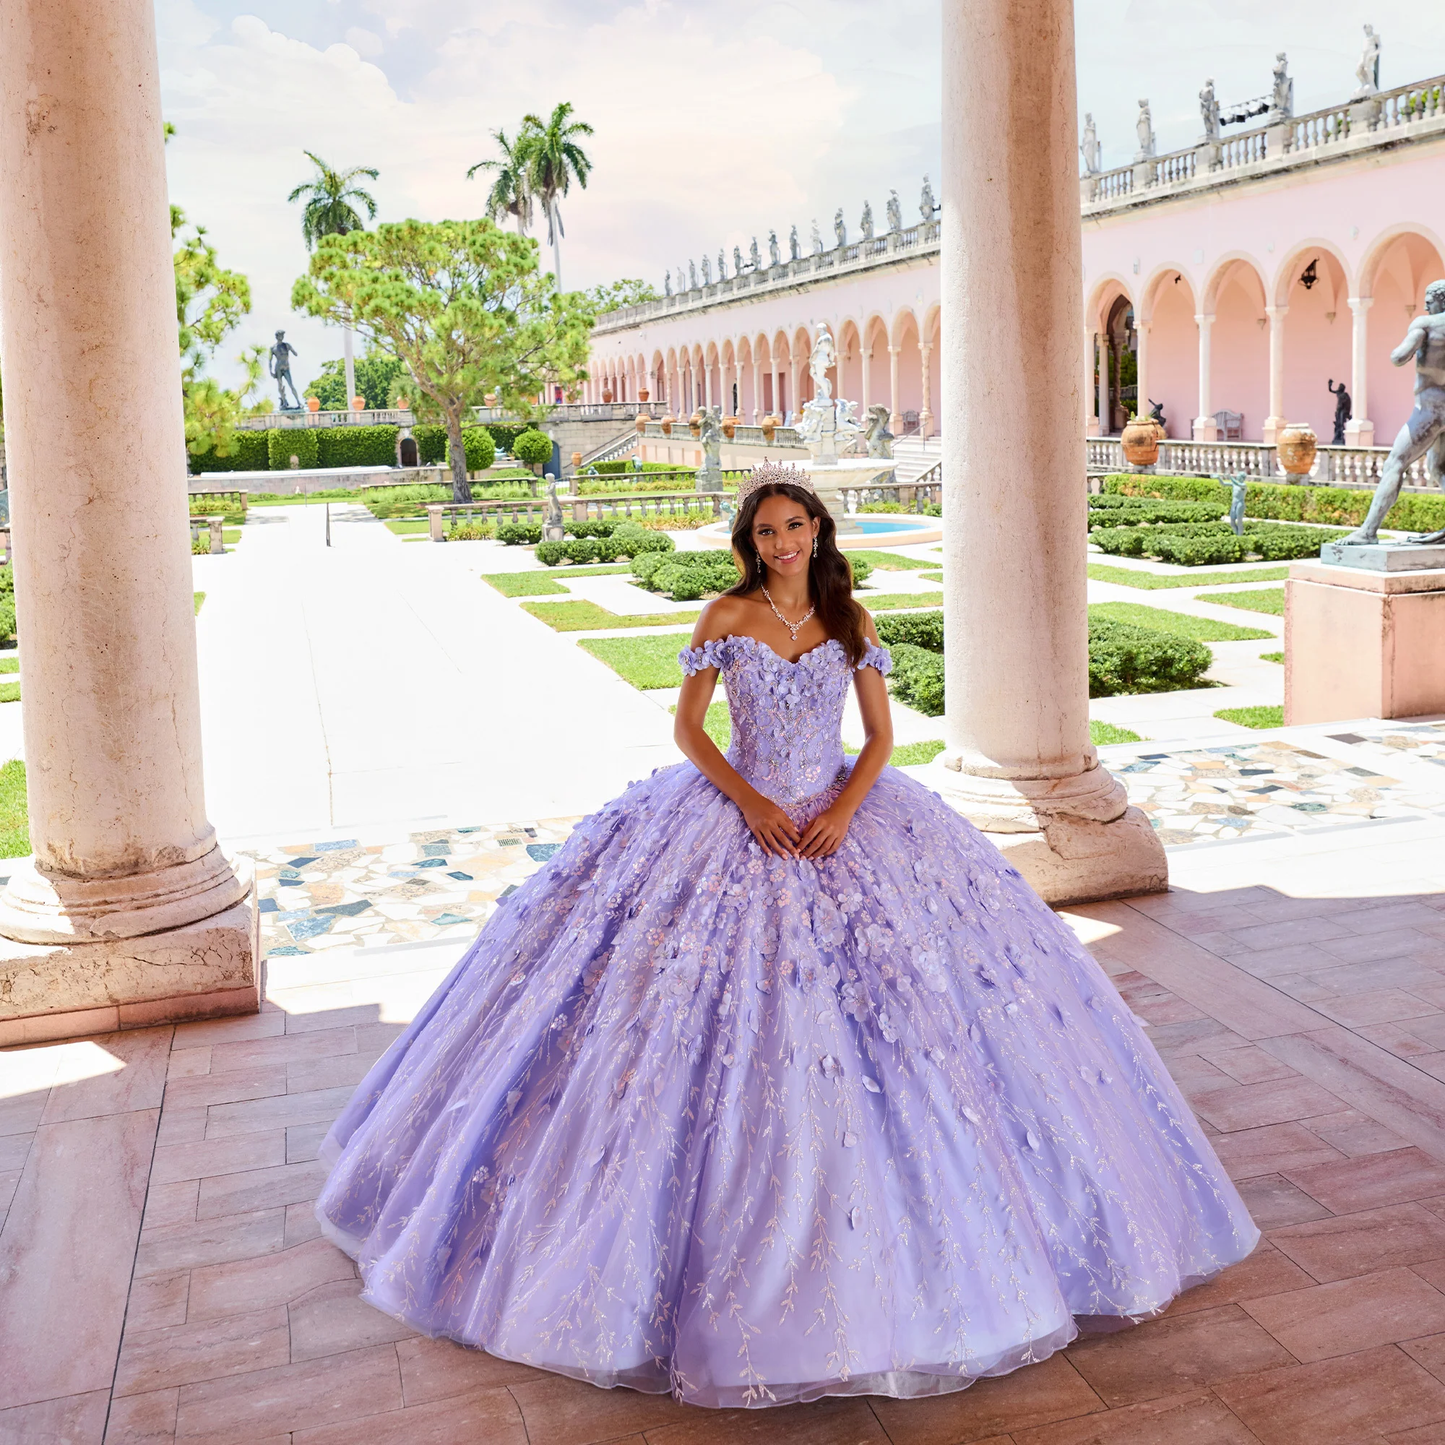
[1084,434,1432,488]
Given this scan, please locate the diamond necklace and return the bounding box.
[761,586,815,642]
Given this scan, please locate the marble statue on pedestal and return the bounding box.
[734,245,744,276]
[1080,114,1101,174]
[860,200,874,241]
[1354,25,1381,97]
[768,230,780,266]
[886,190,902,233]
[1341,281,1445,545]
[796,324,862,465]
[789,225,800,261]
[811,221,824,256]
[696,406,723,491]
[1328,379,1352,445]
[834,209,847,248]
[1199,80,1221,142]
[700,255,711,286]
[920,175,938,221]
[269,330,303,411]
[543,479,565,542]
[1134,101,1155,160]
[749,237,760,271]
[688,259,697,290]
[1269,53,1294,119]
[664,270,672,298]
[863,404,894,458]
[717,249,727,281]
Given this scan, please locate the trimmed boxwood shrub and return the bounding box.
[267,428,318,470]
[459,427,496,471]
[405,424,496,471]
[1092,518,1345,564]
[484,422,530,454]
[512,429,553,468]
[564,519,617,538]
[414,424,447,465]
[190,430,269,474]
[1087,496,1226,526]
[497,522,543,545]
[314,425,400,468]
[534,523,674,564]
[888,644,945,715]
[875,611,944,652]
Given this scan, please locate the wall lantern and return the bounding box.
[1300,259,1319,290]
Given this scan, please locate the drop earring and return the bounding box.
[756,550,764,571]
[812,536,818,558]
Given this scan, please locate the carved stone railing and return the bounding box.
[471,401,669,425]
[1082,72,1445,214]
[426,490,726,539]
[1085,436,1434,487]
[593,219,942,333]
[237,408,415,430]
[640,421,807,449]
[842,480,941,513]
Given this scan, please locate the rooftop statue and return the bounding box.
[886,190,902,233]
[1341,280,1445,545]
[811,220,824,256]
[749,236,760,270]
[688,259,697,290]
[768,230,780,266]
[834,209,847,248]
[1354,24,1381,98]
[1199,80,1221,142]
[733,244,744,276]
[700,255,711,285]
[269,329,302,411]
[789,224,800,261]
[1080,113,1101,174]
[920,175,938,221]
[663,269,672,297]
[860,200,874,240]
[1270,53,1294,119]
[1134,100,1155,160]
[717,249,727,281]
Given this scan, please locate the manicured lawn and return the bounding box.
[1215,705,1285,729]
[1205,587,1286,617]
[579,632,692,689]
[533,564,634,578]
[845,739,950,765]
[861,592,945,613]
[1088,601,1272,642]
[482,566,632,598]
[525,600,702,633]
[485,572,569,598]
[0,682,18,704]
[0,657,17,674]
[385,519,430,536]
[0,759,28,858]
[1088,564,1290,590]
[194,592,206,615]
[847,550,941,572]
[920,571,942,583]
[1090,720,1143,744]
[1261,651,1284,664]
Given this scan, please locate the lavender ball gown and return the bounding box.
[315,635,1257,1409]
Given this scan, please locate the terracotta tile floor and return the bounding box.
[4,815,1445,1444]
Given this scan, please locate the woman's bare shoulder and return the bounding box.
[689,593,757,647]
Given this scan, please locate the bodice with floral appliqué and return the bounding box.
[679,634,892,806]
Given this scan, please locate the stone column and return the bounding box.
[1192,313,1219,441]
[919,341,935,436]
[888,346,903,433]
[1344,296,1375,446]
[1084,328,1100,435]
[1262,305,1288,444]
[861,346,873,412]
[0,0,257,1040]
[930,0,1165,905]
[1134,321,1150,424]
[789,359,802,423]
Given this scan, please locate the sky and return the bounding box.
[156,0,1445,394]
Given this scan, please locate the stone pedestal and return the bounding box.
[0,0,257,1040]
[938,0,1166,906]
[1285,559,1445,724]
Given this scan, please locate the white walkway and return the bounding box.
[194,505,680,844]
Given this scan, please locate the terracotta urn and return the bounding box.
[760,415,778,442]
[305,395,320,413]
[484,393,497,406]
[722,414,738,439]
[660,415,675,436]
[602,388,614,404]
[634,413,649,435]
[351,395,366,412]
[1277,422,1318,478]
[1120,414,1160,467]
[638,389,650,402]
[570,451,582,468]
[689,411,702,437]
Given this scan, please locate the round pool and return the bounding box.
[698,513,942,550]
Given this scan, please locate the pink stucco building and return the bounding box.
[587,65,1444,455]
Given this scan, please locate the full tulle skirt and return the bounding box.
[315,761,1258,1408]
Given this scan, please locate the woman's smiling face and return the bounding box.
[750,494,819,578]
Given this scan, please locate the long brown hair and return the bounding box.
[728,479,868,665]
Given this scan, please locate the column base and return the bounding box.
[1344,418,1375,447]
[1192,417,1220,442]
[923,758,1168,905]
[0,894,259,1045]
[1262,416,1287,445]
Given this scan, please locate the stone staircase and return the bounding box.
[891,434,942,485]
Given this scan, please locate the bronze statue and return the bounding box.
[1341,281,1445,545]
[269,330,302,411]
[1327,378,1351,446]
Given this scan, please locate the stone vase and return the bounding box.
[1120,415,1160,468]
[689,412,702,438]
[722,415,738,439]
[761,415,778,442]
[634,414,649,435]
[484,393,497,405]
[602,389,614,403]
[660,415,674,436]
[1277,422,1318,479]
[638,389,650,402]
[305,395,320,413]
[570,451,582,468]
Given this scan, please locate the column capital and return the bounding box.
[1194,312,1215,327]
[1348,295,1374,314]
[1265,304,1289,319]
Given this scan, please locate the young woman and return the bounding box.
[315,464,1257,1409]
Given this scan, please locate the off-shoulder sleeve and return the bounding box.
[679,637,731,676]
[858,642,893,676]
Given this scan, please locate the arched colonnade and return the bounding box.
[1087,225,1445,447]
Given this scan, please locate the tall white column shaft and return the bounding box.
[1345,296,1374,444]
[888,346,902,432]
[1135,322,1150,421]
[1192,313,1218,440]
[1263,305,1287,441]
[935,0,1164,903]
[919,342,935,436]
[1083,328,1099,435]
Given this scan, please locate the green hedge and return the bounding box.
[485,422,530,454]
[190,430,268,474]
[1087,495,1227,526]
[414,424,447,466]
[535,524,674,565]
[876,609,1212,708]
[497,522,543,545]
[513,429,553,467]
[629,549,874,601]
[266,428,319,470]
[315,425,399,468]
[409,424,496,471]
[1091,519,1346,565]
[1103,472,1445,534]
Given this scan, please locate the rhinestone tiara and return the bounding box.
[734,461,815,508]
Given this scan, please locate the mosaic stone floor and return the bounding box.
[245,723,1445,958]
[1115,723,1445,846]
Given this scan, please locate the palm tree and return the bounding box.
[466,126,535,238]
[519,102,593,292]
[288,153,379,409]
